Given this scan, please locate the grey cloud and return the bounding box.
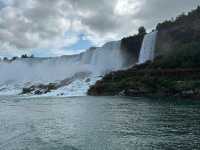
[0,0,199,56]
[82,13,120,33]
[133,0,200,29]
[0,1,5,10]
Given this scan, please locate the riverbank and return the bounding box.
[88,63,200,99]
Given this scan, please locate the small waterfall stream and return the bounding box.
[138,31,157,64]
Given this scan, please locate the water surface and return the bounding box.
[0,96,199,150]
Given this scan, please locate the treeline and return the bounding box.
[156,6,200,30]
[156,6,200,46]
[0,54,35,62]
[157,6,200,45]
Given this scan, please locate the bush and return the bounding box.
[152,41,200,68]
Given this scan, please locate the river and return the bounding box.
[0,96,199,150]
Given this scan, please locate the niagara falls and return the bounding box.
[0,1,200,150]
[0,41,126,96]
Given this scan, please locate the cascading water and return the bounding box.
[138,31,157,64]
[0,41,126,96]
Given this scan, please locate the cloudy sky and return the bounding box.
[0,0,199,57]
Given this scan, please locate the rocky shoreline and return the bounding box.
[88,64,200,99]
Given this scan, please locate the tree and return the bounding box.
[21,54,28,58]
[11,56,18,61]
[176,13,186,21]
[197,5,200,11]
[138,26,146,35]
[3,57,8,61]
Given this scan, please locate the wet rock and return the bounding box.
[119,90,126,96]
[21,71,91,95]
[34,90,43,95]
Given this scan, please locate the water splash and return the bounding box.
[0,41,127,96]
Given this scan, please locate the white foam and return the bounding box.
[0,41,123,96]
[40,76,101,97]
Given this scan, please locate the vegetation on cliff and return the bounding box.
[156,6,200,31]
[148,42,200,69]
[156,6,200,57]
[0,54,35,63]
[88,61,200,99]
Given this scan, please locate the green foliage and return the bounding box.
[21,54,34,59]
[156,6,200,30]
[157,41,200,68]
[11,56,18,61]
[3,57,8,61]
[175,80,200,91]
[21,54,28,58]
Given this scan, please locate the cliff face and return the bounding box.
[155,6,200,57]
[120,33,145,66]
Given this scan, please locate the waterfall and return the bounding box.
[81,41,124,74]
[0,40,127,96]
[0,41,124,84]
[138,31,157,64]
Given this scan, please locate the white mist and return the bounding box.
[0,41,125,96]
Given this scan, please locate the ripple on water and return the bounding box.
[0,96,199,150]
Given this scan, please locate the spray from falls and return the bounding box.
[0,31,158,96]
[138,31,157,64]
[0,41,127,96]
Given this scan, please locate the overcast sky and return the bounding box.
[0,0,199,57]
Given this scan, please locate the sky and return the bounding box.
[0,0,199,57]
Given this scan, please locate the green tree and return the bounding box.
[138,26,146,35]
[3,57,8,61]
[21,54,28,58]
